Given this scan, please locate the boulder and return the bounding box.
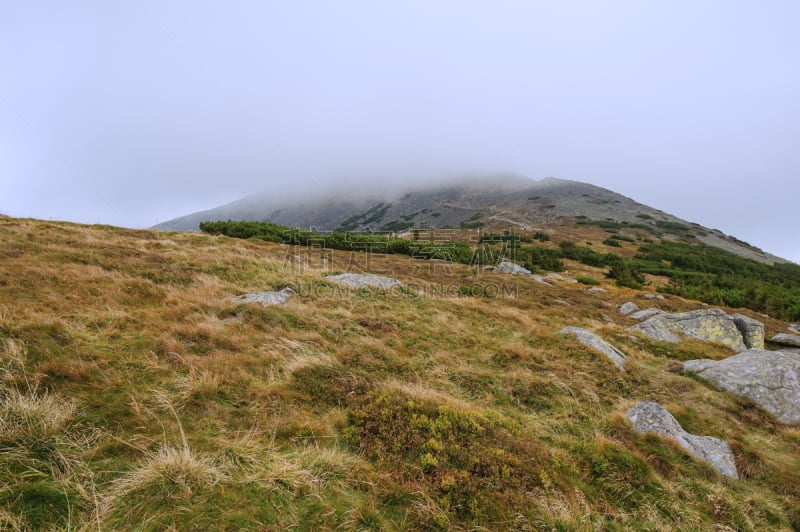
[643,293,656,300]
[495,261,531,276]
[619,302,639,315]
[326,273,402,289]
[630,308,663,321]
[683,349,800,425]
[628,309,764,352]
[558,326,626,371]
[771,333,800,348]
[788,324,800,334]
[233,287,295,306]
[493,261,551,284]
[627,401,738,479]
[731,314,766,349]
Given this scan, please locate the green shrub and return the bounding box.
[607,263,646,289]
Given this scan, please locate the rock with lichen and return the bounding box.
[628,309,764,351]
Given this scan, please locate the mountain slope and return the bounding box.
[154,175,787,265]
[1,216,799,529]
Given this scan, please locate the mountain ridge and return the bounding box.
[154,175,788,265]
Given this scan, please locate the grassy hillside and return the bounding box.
[1,217,799,530]
[200,220,800,321]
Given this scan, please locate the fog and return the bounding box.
[1,1,798,262]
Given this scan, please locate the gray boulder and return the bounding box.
[628,309,764,352]
[558,326,626,371]
[627,401,738,479]
[630,308,664,321]
[326,273,402,289]
[494,261,551,284]
[770,333,800,348]
[495,261,531,276]
[683,349,800,425]
[619,302,639,315]
[788,324,800,334]
[234,287,295,306]
[732,314,766,349]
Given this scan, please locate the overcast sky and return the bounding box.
[1,1,798,262]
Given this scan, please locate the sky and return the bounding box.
[1,1,798,262]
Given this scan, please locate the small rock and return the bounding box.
[787,324,800,334]
[531,274,551,285]
[327,273,402,289]
[587,287,607,293]
[619,302,639,315]
[627,401,738,479]
[684,349,800,425]
[546,273,577,283]
[770,333,800,348]
[233,287,295,306]
[558,326,626,371]
[656,295,665,300]
[495,261,531,276]
[643,293,656,300]
[630,308,663,321]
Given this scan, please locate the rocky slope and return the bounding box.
[2,216,799,529]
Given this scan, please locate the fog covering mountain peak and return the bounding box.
[152,173,787,265]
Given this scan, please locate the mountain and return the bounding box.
[154,174,787,265]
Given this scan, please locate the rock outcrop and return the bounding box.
[233,287,295,306]
[558,326,626,371]
[630,308,663,321]
[683,349,800,425]
[627,401,738,479]
[732,314,765,350]
[628,309,764,351]
[495,261,531,276]
[770,333,800,348]
[619,302,639,315]
[327,273,402,289]
[494,261,551,284]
